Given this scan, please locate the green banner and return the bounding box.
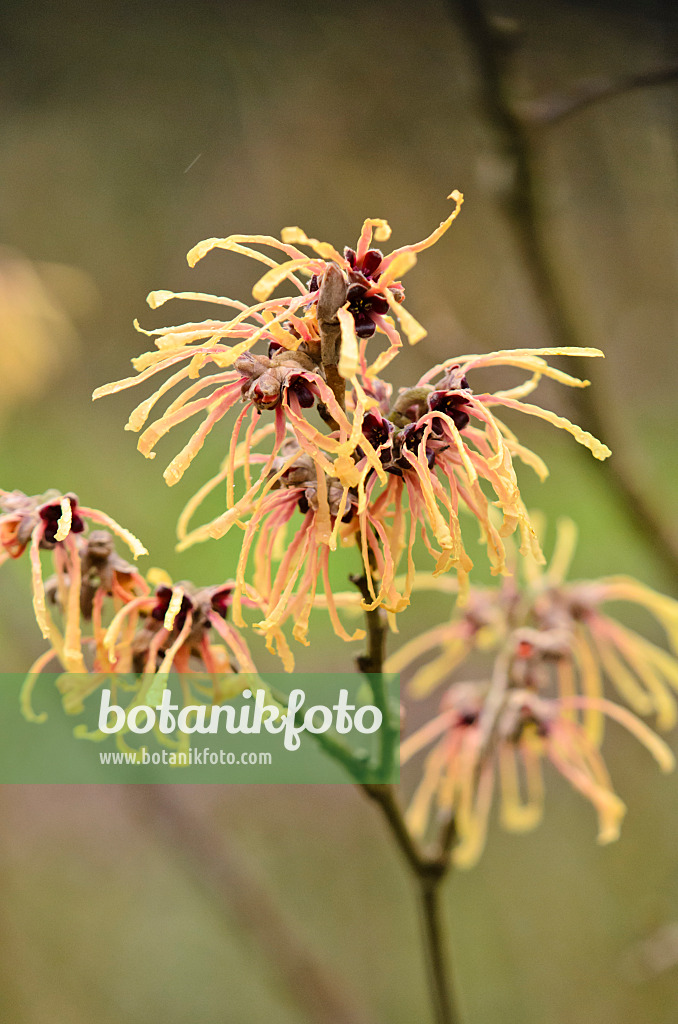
[0,673,400,784]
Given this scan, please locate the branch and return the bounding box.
[360,783,461,1024]
[519,62,678,127]
[451,0,678,581]
[351,558,461,1021]
[126,786,378,1024]
[361,783,451,880]
[350,571,388,677]
[317,263,348,424]
[419,881,461,1024]
[269,683,368,781]
[350,567,397,782]
[350,560,454,872]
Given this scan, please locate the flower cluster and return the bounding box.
[4,191,676,873]
[1,488,147,674]
[401,681,672,869]
[0,489,255,730]
[101,575,257,678]
[394,519,678,865]
[93,194,611,662]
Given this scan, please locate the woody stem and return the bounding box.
[361,784,460,1024]
[127,786,376,1024]
[418,879,460,1024]
[317,263,348,421]
[350,554,393,780]
[351,567,462,1024]
[451,0,678,580]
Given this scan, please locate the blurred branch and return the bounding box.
[0,828,103,1024]
[518,62,678,127]
[451,0,678,581]
[127,786,377,1024]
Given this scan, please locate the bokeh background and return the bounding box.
[0,0,677,1021]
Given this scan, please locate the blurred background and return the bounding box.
[0,0,677,1021]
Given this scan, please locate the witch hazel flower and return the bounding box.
[21,535,151,723]
[0,488,147,673]
[386,585,510,697]
[235,347,321,411]
[102,575,257,678]
[525,519,678,736]
[90,194,463,482]
[172,392,410,661]
[92,195,616,649]
[392,517,678,747]
[23,571,258,739]
[223,340,610,641]
[188,439,371,669]
[401,680,674,868]
[348,346,611,591]
[182,191,463,373]
[21,564,258,736]
[94,304,379,503]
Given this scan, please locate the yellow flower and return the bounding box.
[401,682,673,868]
[391,517,678,742]
[93,197,614,637]
[0,488,147,675]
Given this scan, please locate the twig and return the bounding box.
[269,682,368,781]
[476,646,511,759]
[317,263,348,424]
[361,783,450,880]
[451,0,678,581]
[519,62,678,127]
[350,564,461,1022]
[361,782,461,1024]
[126,786,377,1024]
[350,565,396,782]
[419,879,461,1024]
[351,571,388,677]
